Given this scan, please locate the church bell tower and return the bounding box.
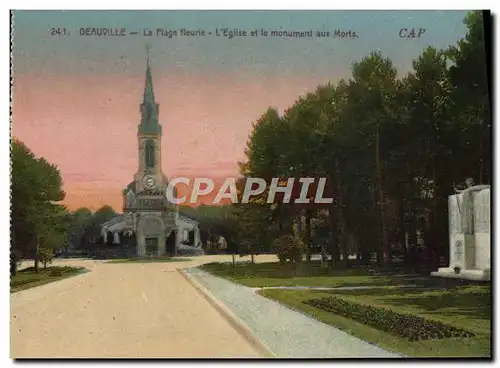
[135,45,163,193]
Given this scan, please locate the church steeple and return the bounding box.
[143,45,155,104]
[139,44,161,135]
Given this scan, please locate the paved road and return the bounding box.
[10,255,277,358]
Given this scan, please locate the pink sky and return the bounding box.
[12,71,335,211]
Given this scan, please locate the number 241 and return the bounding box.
[50,28,68,36]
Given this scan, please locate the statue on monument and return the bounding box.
[124,212,135,226]
[126,189,136,208]
[454,178,490,234]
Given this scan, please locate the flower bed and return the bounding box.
[305,296,475,341]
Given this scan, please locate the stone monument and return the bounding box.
[431,183,490,281]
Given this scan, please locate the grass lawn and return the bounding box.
[199,261,478,289]
[260,286,491,358]
[201,260,491,357]
[200,260,375,287]
[106,257,192,264]
[11,266,87,293]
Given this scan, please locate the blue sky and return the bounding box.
[12,10,476,211]
[13,10,470,77]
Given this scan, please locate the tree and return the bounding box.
[402,46,457,269]
[234,11,489,274]
[80,205,117,252]
[274,235,305,265]
[348,51,400,264]
[11,139,67,274]
[282,91,333,262]
[232,201,277,262]
[68,207,92,251]
[448,11,491,184]
[38,247,54,269]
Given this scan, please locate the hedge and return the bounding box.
[305,296,475,341]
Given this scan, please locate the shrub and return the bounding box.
[49,266,82,276]
[49,269,63,276]
[37,247,54,269]
[305,296,475,341]
[273,235,305,264]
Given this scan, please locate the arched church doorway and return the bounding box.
[166,230,176,255]
[145,238,158,256]
[138,215,164,257]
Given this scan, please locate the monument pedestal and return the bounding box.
[431,268,490,281]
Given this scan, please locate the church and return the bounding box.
[101,50,202,257]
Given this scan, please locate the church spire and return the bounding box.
[143,43,155,104]
[139,44,161,135]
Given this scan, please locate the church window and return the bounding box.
[145,139,156,168]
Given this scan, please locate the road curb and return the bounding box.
[178,268,276,358]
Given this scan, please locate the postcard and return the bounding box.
[10,10,491,359]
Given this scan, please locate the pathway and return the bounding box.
[185,267,402,358]
[10,255,276,358]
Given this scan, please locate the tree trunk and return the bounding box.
[406,205,418,268]
[321,242,327,268]
[423,215,434,272]
[304,209,312,262]
[428,184,448,270]
[358,222,371,266]
[328,204,339,267]
[398,198,407,261]
[479,133,483,184]
[279,205,294,236]
[297,210,303,239]
[335,160,349,268]
[338,213,348,267]
[356,251,363,267]
[408,205,417,245]
[251,253,255,264]
[11,230,17,277]
[34,239,39,274]
[425,160,443,272]
[375,122,390,263]
[10,252,17,277]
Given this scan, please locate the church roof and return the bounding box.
[123,181,135,194]
[178,213,198,223]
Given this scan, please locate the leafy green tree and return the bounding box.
[232,201,277,262]
[11,139,67,274]
[274,235,305,265]
[37,247,54,269]
[401,46,457,269]
[448,11,491,184]
[231,10,490,274]
[347,51,400,264]
[282,91,333,261]
[68,207,92,250]
[81,205,117,250]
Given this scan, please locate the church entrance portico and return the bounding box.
[137,214,166,257]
